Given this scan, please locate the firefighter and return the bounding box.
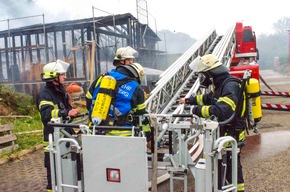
[113,46,138,66]
[179,54,245,192]
[113,46,151,100]
[36,60,79,192]
[86,63,151,146]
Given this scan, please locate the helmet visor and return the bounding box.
[189,56,205,72]
[122,46,138,59]
[55,60,70,73]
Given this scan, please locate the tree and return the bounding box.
[257,17,290,71]
[273,17,290,34]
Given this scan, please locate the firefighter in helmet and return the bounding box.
[113,46,138,66]
[36,60,79,192]
[86,63,151,145]
[113,46,150,99]
[179,54,246,192]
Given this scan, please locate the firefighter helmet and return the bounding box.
[118,63,145,84]
[189,54,222,73]
[114,46,138,61]
[41,60,70,81]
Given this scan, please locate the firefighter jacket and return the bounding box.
[186,73,246,142]
[37,82,73,143]
[86,67,150,139]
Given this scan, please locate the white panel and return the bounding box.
[82,135,148,192]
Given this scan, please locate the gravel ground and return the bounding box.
[155,106,290,192]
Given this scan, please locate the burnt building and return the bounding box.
[0,13,161,95]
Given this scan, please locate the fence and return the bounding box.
[0,124,18,154]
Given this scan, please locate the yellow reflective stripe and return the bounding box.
[39,100,54,109]
[222,133,231,147]
[239,130,245,141]
[51,109,59,118]
[241,92,246,116]
[196,95,204,105]
[96,76,103,85]
[86,76,103,99]
[43,141,49,152]
[201,106,210,118]
[106,130,132,137]
[217,97,236,111]
[86,91,92,99]
[224,142,231,148]
[137,103,146,110]
[224,130,245,147]
[237,183,244,191]
[142,123,150,132]
[43,141,49,147]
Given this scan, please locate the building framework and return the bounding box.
[0,13,161,95]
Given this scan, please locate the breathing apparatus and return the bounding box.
[245,77,262,133]
[91,75,117,125]
[91,63,145,126]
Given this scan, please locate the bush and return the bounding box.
[0,85,37,116]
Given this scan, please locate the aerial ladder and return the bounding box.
[46,23,256,192]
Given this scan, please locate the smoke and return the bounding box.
[0,0,46,30]
[0,0,38,19]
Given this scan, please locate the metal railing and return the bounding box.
[145,28,218,114]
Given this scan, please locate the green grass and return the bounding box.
[0,113,43,158]
[14,113,43,149]
[0,85,88,158]
[0,85,43,158]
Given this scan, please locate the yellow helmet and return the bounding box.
[41,60,70,81]
[118,63,145,84]
[131,63,145,83]
[114,46,138,61]
[189,54,222,73]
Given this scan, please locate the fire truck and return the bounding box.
[47,22,262,192]
[231,22,259,66]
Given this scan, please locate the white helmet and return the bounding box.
[189,54,222,73]
[114,46,138,61]
[41,60,70,81]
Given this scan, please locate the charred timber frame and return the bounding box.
[0,13,161,96]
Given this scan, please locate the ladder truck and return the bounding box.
[47,22,260,192]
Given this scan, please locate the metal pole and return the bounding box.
[42,14,48,63]
[7,14,44,21]
[7,19,15,90]
[92,6,96,41]
[91,6,115,74]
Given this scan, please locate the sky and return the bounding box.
[0,0,289,39]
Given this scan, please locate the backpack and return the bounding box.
[220,76,262,134]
